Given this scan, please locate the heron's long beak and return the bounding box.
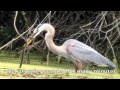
[24,27,44,46]
[24,36,35,46]
[24,30,38,46]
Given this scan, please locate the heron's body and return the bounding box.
[27,23,116,71]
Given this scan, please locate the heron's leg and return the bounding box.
[75,60,83,72]
[75,64,78,72]
[77,62,83,70]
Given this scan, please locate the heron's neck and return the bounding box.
[45,31,59,54]
[45,28,65,56]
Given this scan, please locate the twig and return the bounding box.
[106,36,117,64]
[19,48,25,68]
[14,11,26,41]
[0,19,37,50]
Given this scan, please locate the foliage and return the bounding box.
[0,11,120,67]
[0,52,119,79]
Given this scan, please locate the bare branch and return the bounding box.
[0,19,37,50]
[14,11,26,41]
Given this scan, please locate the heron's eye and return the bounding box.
[36,31,46,39]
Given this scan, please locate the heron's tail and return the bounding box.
[105,58,116,70]
[98,55,116,70]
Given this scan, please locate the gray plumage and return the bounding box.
[63,39,116,69]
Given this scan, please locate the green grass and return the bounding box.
[0,51,120,79]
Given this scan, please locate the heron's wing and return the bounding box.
[63,39,115,68]
[66,44,111,66]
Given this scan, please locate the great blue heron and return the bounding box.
[25,23,116,72]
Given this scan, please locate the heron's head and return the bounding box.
[24,23,48,46]
[24,23,55,46]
